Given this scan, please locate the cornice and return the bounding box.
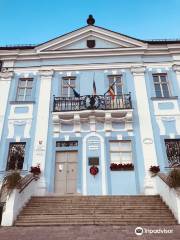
[1,44,180,61]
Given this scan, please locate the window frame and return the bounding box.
[16,78,34,101]
[109,140,132,164]
[108,75,123,95]
[61,76,76,97]
[153,73,171,98]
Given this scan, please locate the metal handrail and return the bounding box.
[17,174,38,193]
[53,93,132,112]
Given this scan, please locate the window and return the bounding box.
[110,140,132,164]
[62,77,76,97]
[6,142,26,171]
[0,61,2,72]
[165,139,180,167]
[16,78,33,101]
[56,141,78,147]
[108,75,123,95]
[153,74,171,98]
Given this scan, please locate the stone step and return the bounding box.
[28,202,163,206]
[14,195,177,226]
[21,209,170,214]
[15,219,177,225]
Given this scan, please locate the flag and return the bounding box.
[73,88,80,98]
[108,85,115,100]
[93,80,97,95]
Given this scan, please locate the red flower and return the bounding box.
[110,163,134,171]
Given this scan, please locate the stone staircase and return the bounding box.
[14,195,177,226]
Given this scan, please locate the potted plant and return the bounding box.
[4,170,21,190]
[167,168,180,188]
[149,166,160,175]
[30,164,41,178]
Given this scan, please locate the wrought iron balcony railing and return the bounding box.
[53,93,132,112]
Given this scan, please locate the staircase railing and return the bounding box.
[17,174,38,193]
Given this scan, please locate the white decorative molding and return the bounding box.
[13,120,26,125]
[64,135,69,141]
[105,113,112,132]
[173,64,180,72]
[0,71,14,80]
[39,70,54,77]
[74,114,81,133]
[143,138,153,144]
[117,135,123,140]
[131,66,146,75]
[161,116,175,122]
[8,121,14,138]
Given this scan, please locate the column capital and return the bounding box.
[131,66,146,75]
[0,70,14,80]
[39,69,54,78]
[172,64,180,72]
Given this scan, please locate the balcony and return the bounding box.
[53,93,132,112]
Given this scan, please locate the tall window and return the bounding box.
[16,78,33,101]
[153,74,171,98]
[0,61,2,72]
[108,75,123,95]
[62,76,76,97]
[110,140,132,164]
[165,139,180,167]
[6,142,26,171]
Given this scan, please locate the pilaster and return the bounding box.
[0,70,14,142]
[131,66,158,194]
[32,69,53,195]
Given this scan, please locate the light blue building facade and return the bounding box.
[0,17,180,196]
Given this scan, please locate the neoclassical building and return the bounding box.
[0,15,180,196]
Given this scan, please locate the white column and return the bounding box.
[32,70,53,195]
[131,66,158,195]
[0,70,14,142]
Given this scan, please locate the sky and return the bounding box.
[0,0,180,46]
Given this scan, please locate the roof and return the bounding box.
[0,25,180,50]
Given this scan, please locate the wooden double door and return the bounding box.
[54,151,78,195]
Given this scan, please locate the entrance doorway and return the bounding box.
[54,151,78,194]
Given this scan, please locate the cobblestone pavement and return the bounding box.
[0,225,180,240]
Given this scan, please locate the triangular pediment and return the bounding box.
[36,25,146,52]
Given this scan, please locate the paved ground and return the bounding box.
[0,225,180,240]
